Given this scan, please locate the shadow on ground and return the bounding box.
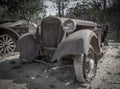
[0,57,80,89]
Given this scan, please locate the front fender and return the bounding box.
[17,33,39,61]
[52,29,100,62]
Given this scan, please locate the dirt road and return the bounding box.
[0,43,120,89]
[90,43,120,89]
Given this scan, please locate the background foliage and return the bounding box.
[0,0,45,21]
[0,0,120,41]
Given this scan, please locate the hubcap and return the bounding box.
[85,56,96,81]
[0,35,16,54]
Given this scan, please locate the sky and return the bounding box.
[44,0,81,16]
[41,0,112,17]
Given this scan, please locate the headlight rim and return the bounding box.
[62,19,76,33]
[28,23,37,34]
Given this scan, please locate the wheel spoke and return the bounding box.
[9,41,14,45]
[6,47,10,54]
[5,36,9,42]
[0,45,4,48]
[0,40,4,43]
[8,38,12,43]
[0,43,3,46]
[2,36,6,42]
[9,44,16,48]
[8,46,15,51]
[0,48,4,53]
[4,47,7,54]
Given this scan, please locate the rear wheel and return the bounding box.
[74,50,97,83]
[0,34,16,55]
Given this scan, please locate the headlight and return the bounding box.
[62,19,76,33]
[28,23,37,34]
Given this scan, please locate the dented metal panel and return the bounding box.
[16,16,103,63]
[52,29,100,62]
[17,33,39,61]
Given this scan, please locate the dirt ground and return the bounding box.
[0,43,120,89]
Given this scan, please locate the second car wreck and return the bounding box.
[17,16,108,83]
[0,20,37,55]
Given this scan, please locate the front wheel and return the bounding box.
[74,51,97,83]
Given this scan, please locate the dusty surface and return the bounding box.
[90,43,120,89]
[0,43,120,89]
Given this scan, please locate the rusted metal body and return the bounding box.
[40,16,100,61]
[52,29,100,62]
[17,16,103,61]
[17,33,39,62]
[0,20,29,36]
[17,16,108,83]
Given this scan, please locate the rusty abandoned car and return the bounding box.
[0,20,37,55]
[17,16,108,83]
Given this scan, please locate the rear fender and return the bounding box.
[0,27,20,39]
[52,29,100,62]
[17,33,39,61]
